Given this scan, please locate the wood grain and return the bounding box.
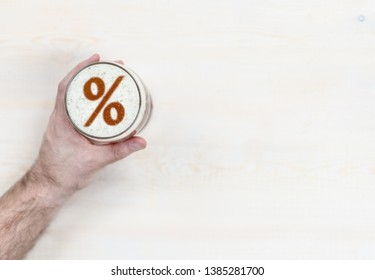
[1,0,375,259]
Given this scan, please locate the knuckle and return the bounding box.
[112,145,124,161]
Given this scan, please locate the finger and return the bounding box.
[104,136,147,164]
[114,60,124,65]
[63,53,100,84]
[55,54,100,110]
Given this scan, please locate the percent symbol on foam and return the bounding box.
[83,76,125,127]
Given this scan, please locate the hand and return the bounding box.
[0,54,146,259]
[32,54,147,196]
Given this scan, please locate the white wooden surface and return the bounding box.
[1,0,375,259]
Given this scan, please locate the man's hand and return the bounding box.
[34,54,146,194]
[0,54,146,259]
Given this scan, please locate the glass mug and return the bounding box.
[64,61,152,144]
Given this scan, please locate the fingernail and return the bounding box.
[90,53,99,59]
[129,141,145,152]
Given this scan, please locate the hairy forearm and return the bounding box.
[0,163,72,259]
[0,55,146,259]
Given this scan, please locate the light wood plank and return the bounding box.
[0,0,375,259]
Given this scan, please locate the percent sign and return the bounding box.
[83,76,125,127]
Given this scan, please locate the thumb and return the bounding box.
[105,137,147,163]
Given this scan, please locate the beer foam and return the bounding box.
[65,63,141,139]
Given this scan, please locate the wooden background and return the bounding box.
[1,0,375,259]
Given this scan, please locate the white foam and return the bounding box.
[65,63,141,139]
